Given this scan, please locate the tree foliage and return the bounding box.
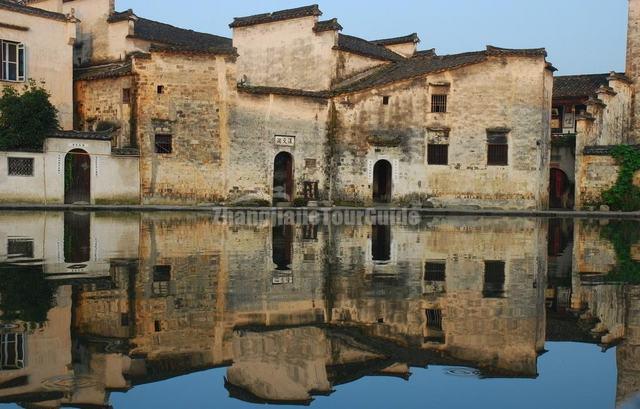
[600,220,640,284]
[602,145,640,212]
[0,81,59,151]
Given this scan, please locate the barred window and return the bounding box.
[487,132,509,166]
[303,181,319,200]
[424,261,446,281]
[155,135,172,154]
[425,309,443,331]
[484,261,506,298]
[7,239,33,259]
[431,94,447,113]
[1,40,26,82]
[7,157,34,176]
[152,265,171,297]
[427,144,448,165]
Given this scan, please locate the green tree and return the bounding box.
[0,81,59,151]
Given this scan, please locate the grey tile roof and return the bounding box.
[333,46,547,94]
[49,130,113,141]
[230,4,322,28]
[314,18,342,32]
[584,145,640,155]
[74,61,133,81]
[238,84,331,99]
[336,34,405,62]
[124,15,233,51]
[0,0,67,21]
[553,73,611,100]
[372,33,420,46]
[413,49,437,58]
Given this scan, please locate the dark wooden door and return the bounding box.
[273,152,294,203]
[64,149,91,204]
[373,160,392,203]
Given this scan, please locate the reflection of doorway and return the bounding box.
[64,212,90,264]
[273,152,294,203]
[373,160,392,203]
[272,225,293,271]
[64,149,91,204]
[372,224,391,263]
[550,168,572,209]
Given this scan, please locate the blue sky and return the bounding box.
[116,0,628,75]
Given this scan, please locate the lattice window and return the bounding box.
[1,40,25,82]
[427,144,448,165]
[154,135,172,154]
[431,94,447,113]
[7,157,33,176]
[487,132,509,166]
[0,333,25,370]
[152,265,171,297]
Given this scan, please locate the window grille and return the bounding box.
[7,239,33,259]
[484,261,506,298]
[155,135,172,154]
[427,144,448,165]
[431,94,447,113]
[0,333,25,370]
[7,157,33,176]
[487,132,508,166]
[425,309,443,331]
[303,181,319,200]
[424,261,446,281]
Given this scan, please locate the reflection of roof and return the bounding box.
[230,4,322,28]
[224,378,314,406]
[553,74,610,100]
[0,0,67,21]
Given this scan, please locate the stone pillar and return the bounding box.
[627,0,640,142]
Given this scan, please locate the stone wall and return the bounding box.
[575,153,620,208]
[331,56,552,209]
[75,75,135,148]
[228,92,330,203]
[133,51,235,204]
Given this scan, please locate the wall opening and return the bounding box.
[550,168,573,209]
[373,160,392,203]
[64,212,90,264]
[64,149,91,205]
[272,225,293,271]
[372,224,391,263]
[273,152,294,204]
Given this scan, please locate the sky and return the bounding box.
[115,0,628,76]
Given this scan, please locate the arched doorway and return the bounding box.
[273,152,294,204]
[64,149,91,204]
[550,168,572,209]
[373,160,392,203]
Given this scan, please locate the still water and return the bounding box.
[0,211,638,408]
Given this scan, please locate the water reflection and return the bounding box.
[0,212,637,408]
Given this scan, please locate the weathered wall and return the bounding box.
[133,51,235,204]
[574,153,619,208]
[0,138,139,204]
[382,43,415,58]
[332,56,551,209]
[75,75,135,148]
[233,17,336,91]
[627,0,640,142]
[228,92,330,203]
[0,9,75,128]
[335,50,388,83]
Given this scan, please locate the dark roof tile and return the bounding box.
[127,16,233,51]
[553,73,611,100]
[49,130,113,141]
[230,4,321,28]
[238,84,330,99]
[314,18,342,32]
[372,33,420,46]
[0,0,67,21]
[336,34,405,62]
[74,61,133,81]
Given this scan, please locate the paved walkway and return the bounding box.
[0,204,638,218]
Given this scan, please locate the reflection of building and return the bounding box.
[0,212,639,406]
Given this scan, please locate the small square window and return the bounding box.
[431,94,447,113]
[155,135,172,154]
[7,239,34,259]
[7,157,34,176]
[305,158,317,169]
[488,144,509,166]
[153,265,171,282]
[424,261,446,281]
[382,96,390,105]
[157,85,165,94]
[122,88,131,104]
[427,145,448,165]
[425,309,443,331]
[121,313,129,327]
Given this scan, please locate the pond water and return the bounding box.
[0,211,638,409]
